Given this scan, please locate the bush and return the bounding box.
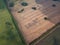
[9,2,14,7]
[21,2,28,6]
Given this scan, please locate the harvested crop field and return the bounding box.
[7,0,60,44]
[34,23,60,45]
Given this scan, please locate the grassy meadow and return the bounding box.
[0,0,26,45]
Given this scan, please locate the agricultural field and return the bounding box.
[7,0,60,44]
[0,0,60,45]
[0,0,26,45]
[31,23,60,45]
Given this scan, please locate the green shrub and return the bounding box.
[9,2,14,7]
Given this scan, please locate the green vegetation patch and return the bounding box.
[0,0,5,9]
[0,0,26,45]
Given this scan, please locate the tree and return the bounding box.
[9,2,14,7]
[21,2,28,6]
